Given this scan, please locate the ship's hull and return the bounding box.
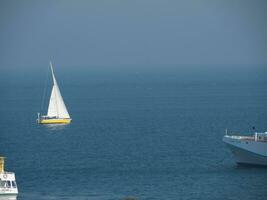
[0,194,18,197]
[223,136,267,166]
[38,118,72,124]
[0,195,17,200]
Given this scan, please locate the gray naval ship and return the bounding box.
[223,130,267,166]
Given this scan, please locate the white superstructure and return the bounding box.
[0,157,18,195]
[223,132,267,166]
[0,173,18,195]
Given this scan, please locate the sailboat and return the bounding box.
[37,62,72,124]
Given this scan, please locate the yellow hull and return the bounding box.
[38,118,72,124]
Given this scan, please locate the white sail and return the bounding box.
[47,62,70,119]
[47,86,57,117]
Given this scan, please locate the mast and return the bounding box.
[49,61,59,117]
[50,61,58,86]
[0,157,5,173]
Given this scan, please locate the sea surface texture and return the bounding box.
[0,66,267,200]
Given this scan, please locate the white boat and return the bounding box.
[37,62,72,124]
[0,157,18,196]
[223,131,267,166]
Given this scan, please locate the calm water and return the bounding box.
[0,66,267,200]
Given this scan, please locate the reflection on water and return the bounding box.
[0,195,17,200]
[43,124,69,131]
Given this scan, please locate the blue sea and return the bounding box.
[1,65,267,200]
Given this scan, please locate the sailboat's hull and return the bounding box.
[38,118,72,124]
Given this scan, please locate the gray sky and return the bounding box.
[0,0,266,69]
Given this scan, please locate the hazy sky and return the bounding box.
[0,0,266,69]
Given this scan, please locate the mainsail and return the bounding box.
[47,62,70,119]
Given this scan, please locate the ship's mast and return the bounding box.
[0,157,5,173]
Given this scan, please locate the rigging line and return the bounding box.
[40,63,50,114]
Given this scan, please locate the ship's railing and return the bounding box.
[227,135,254,140]
[0,172,15,175]
[226,135,267,142]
